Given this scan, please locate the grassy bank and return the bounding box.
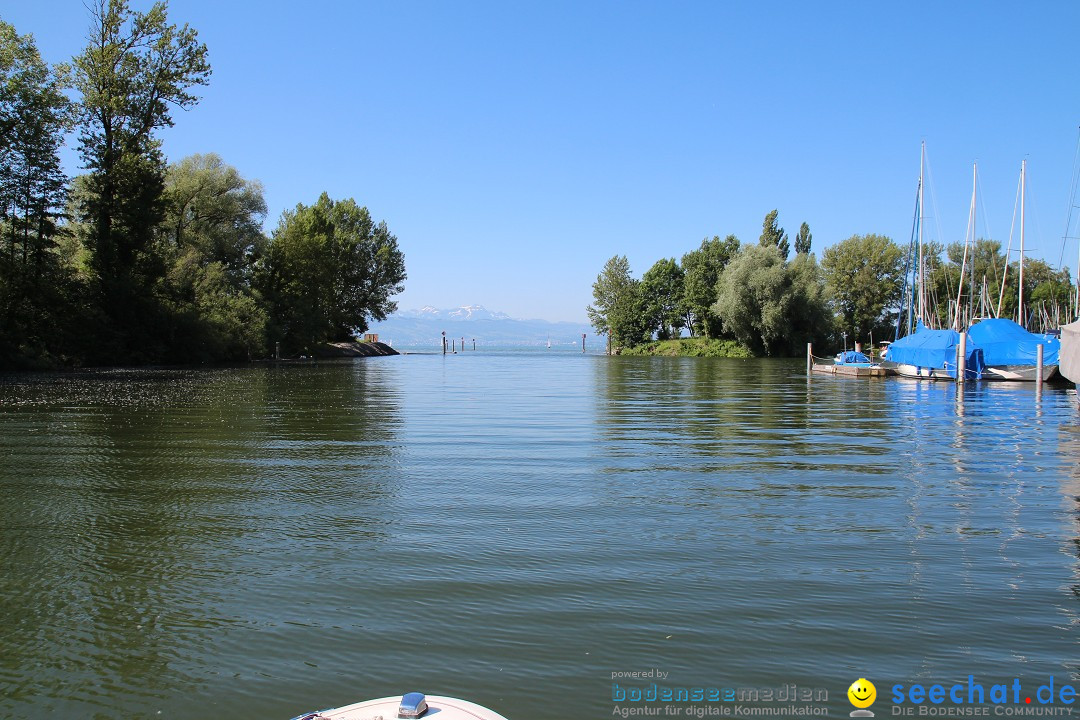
[619,338,753,358]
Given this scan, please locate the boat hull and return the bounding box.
[1060,321,1080,385]
[291,695,510,720]
[883,362,957,380]
[981,364,1058,382]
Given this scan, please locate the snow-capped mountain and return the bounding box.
[398,305,513,322]
[368,305,600,348]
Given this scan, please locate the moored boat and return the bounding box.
[881,324,984,380]
[1059,320,1080,384]
[966,318,1059,382]
[290,692,510,720]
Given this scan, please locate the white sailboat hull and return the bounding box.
[885,362,956,380]
[1060,321,1080,384]
[981,364,1058,382]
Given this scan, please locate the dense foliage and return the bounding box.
[0,4,405,368]
[261,194,406,355]
[588,209,1075,356]
[0,20,75,367]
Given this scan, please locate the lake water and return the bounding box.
[1,352,1078,720]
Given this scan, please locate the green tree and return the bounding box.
[758,209,789,260]
[1017,258,1072,330]
[0,21,78,367]
[713,244,825,355]
[157,154,269,361]
[587,255,652,349]
[942,238,1008,324]
[786,251,832,351]
[794,222,812,255]
[607,278,652,350]
[588,255,632,339]
[163,153,267,284]
[681,234,739,338]
[261,193,406,354]
[821,234,903,341]
[640,257,685,339]
[72,0,210,358]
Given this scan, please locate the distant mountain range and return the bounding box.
[396,305,514,322]
[368,305,601,348]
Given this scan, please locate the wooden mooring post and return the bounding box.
[806,343,812,375]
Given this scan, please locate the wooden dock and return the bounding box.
[811,363,893,378]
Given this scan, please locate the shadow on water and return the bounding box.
[0,361,402,718]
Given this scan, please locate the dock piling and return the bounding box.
[957,333,967,382]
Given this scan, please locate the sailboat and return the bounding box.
[1059,319,1080,384]
[967,160,1059,381]
[967,317,1058,381]
[882,144,984,380]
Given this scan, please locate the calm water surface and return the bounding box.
[1,352,1078,719]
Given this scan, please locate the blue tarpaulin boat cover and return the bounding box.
[967,318,1059,366]
[836,351,872,364]
[887,324,985,375]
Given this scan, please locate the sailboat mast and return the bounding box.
[918,142,926,325]
[954,162,976,330]
[1019,159,1026,327]
[969,162,976,325]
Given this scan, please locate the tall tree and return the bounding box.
[72,0,210,357]
[713,244,826,355]
[261,193,406,354]
[158,154,269,361]
[821,234,903,341]
[588,255,651,349]
[640,257,685,339]
[0,21,76,367]
[681,234,739,338]
[588,255,634,340]
[758,209,789,260]
[794,222,812,255]
[163,153,267,284]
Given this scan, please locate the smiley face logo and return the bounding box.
[848,678,876,709]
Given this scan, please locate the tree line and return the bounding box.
[0,2,405,369]
[588,210,1073,356]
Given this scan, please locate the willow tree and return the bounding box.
[159,154,269,361]
[713,244,828,356]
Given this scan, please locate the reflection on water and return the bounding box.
[0,356,1077,719]
[0,363,402,718]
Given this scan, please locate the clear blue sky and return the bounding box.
[7,1,1080,322]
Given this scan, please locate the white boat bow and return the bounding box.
[291,692,510,720]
